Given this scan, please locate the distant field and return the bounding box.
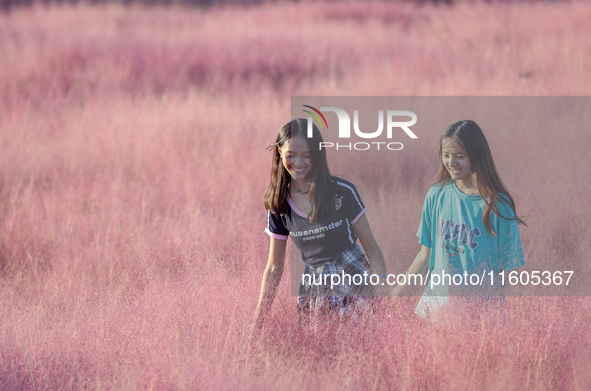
[1,1,590,389]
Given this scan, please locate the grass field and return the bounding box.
[1,1,591,389]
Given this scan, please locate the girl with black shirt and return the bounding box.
[252,118,387,329]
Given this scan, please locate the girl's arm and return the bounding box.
[354,214,387,291]
[391,245,431,297]
[252,237,287,330]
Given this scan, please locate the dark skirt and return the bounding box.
[297,243,375,319]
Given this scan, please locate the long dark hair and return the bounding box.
[263,118,334,223]
[434,120,526,235]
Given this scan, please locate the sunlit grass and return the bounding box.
[1,1,591,389]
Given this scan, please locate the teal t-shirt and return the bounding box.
[415,181,525,317]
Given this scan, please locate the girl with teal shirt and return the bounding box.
[392,120,526,318]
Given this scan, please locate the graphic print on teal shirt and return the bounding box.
[438,217,482,256]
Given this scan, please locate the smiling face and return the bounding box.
[441,137,473,182]
[278,136,312,182]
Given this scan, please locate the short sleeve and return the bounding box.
[265,210,289,240]
[335,179,366,224]
[416,188,435,249]
[495,199,525,271]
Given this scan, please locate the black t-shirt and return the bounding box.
[265,177,366,267]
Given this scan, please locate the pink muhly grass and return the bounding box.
[0,1,590,389]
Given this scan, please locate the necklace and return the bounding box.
[293,182,310,194]
[456,181,478,196]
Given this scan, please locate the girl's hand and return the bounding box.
[392,245,431,297]
[251,237,287,331]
